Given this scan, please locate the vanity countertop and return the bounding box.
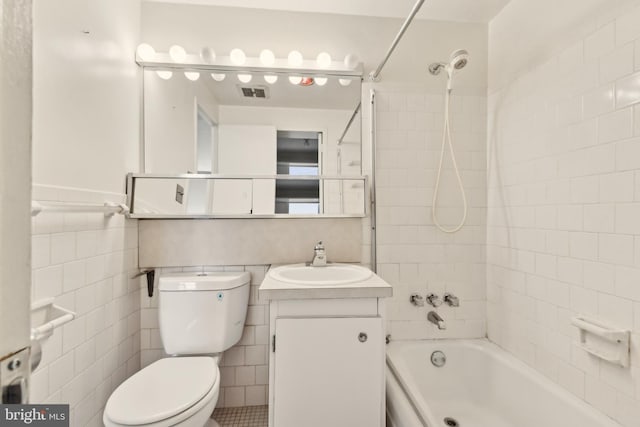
[259,263,393,300]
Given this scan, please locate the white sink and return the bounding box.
[268,263,372,286]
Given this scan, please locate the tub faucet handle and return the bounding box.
[426,293,442,307]
[444,293,459,307]
[410,293,425,307]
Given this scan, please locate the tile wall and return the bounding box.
[29,186,140,426]
[140,265,269,408]
[373,86,488,340]
[486,5,640,425]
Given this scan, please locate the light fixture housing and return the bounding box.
[211,73,226,82]
[184,72,200,81]
[316,52,332,68]
[260,49,276,66]
[230,48,246,65]
[169,45,187,62]
[344,53,358,70]
[264,75,278,84]
[315,77,328,86]
[200,47,216,64]
[288,50,303,67]
[288,76,303,85]
[136,43,156,61]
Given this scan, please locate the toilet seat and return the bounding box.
[104,357,219,427]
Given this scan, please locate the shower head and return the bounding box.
[428,49,470,76]
[449,49,469,70]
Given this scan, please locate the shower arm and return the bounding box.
[368,0,426,81]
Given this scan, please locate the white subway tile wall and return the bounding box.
[140,265,269,408]
[374,88,487,340]
[487,6,640,426]
[30,186,140,426]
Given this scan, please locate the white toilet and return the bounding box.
[103,272,251,427]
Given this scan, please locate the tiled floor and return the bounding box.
[212,405,269,427]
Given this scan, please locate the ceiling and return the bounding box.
[143,0,511,24]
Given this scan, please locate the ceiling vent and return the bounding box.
[238,85,269,99]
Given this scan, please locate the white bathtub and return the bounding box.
[386,339,621,427]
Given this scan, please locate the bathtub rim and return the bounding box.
[386,338,622,427]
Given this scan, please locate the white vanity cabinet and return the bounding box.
[260,282,391,427]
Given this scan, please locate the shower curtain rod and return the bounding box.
[369,0,426,81]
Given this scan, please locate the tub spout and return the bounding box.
[427,311,446,330]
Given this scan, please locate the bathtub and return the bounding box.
[386,339,621,427]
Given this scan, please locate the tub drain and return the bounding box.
[443,417,459,427]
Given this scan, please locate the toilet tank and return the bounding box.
[158,272,250,355]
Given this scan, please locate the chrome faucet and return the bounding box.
[410,293,425,306]
[426,293,443,307]
[310,241,327,267]
[427,311,446,330]
[443,293,459,307]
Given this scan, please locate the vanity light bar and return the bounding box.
[135,45,363,77]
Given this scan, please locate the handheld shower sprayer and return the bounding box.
[429,49,469,91]
[428,49,470,233]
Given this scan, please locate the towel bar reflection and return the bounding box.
[31,201,129,217]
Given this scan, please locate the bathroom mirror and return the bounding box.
[137,66,364,217]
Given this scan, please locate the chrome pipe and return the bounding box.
[368,0,426,81]
[369,89,378,272]
[337,102,362,146]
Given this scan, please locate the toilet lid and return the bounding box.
[105,357,218,425]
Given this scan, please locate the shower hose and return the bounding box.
[431,88,468,233]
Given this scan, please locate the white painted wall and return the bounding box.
[487,1,640,425]
[33,0,141,194]
[0,0,32,361]
[31,0,142,424]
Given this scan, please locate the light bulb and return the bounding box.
[289,76,302,85]
[211,73,226,82]
[260,49,275,66]
[315,77,328,86]
[264,75,278,84]
[339,78,352,86]
[288,50,303,67]
[184,72,200,81]
[136,43,155,61]
[230,48,246,65]
[156,71,173,80]
[200,47,216,64]
[169,45,187,62]
[316,52,331,68]
[344,53,359,69]
[238,74,252,83]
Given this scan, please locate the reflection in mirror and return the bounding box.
[276,130,320,214]
[142,67,362,215]
[128,175,367,218]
